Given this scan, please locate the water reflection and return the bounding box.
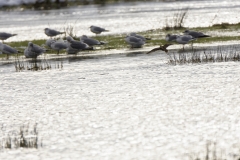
[126,51,146,57]
[1,43,240,72]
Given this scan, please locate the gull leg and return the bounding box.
[33,58,38,70]
[191,42,194,50]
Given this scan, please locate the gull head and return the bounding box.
[166,34,171,38]
[28,42,33,47]
[81,35,88,39]
[50,41,56,45]
[44,28,49,31]
[183,30,190,34]
[129,32,136,36]
[165,34,172,41]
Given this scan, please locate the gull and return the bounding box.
[0,42,19,59]
[90,25,109,35]
[0,32,17,43]
[176,35,196,50]
[44,28,65,38]
[80,35,106,46]
[146,44,173,54]
[46,39,56,48]
[66,47,79,54]
[65,37,79,54]
[125,35,145,48]
[165,34,178,42]
[129,32,151,41]
[24,42,47,58]
[66,36,93,54]
[183,30,210,38]
[50,39,68,55]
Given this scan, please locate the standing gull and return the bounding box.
[129,32,151,41]
[50,39,68,55]
[125,35,145,48]
[0,42,19,59]
[0,32,17,43]
[165,34,178,42]
[46,39,56,48]
[80,35,106,46]
[44,28,65,38]
[176,35,195,50]
[90,25,109,35]
[183,30,210,38]
[66,36,93,54]
[24,42,47,58]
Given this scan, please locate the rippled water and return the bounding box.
[0,0,240,42]
[1,1,240,159]
[1,43,240,159]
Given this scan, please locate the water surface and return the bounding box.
[1,45,240,159]
[1,1,240,159]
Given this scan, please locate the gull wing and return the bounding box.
[146,44,172,54]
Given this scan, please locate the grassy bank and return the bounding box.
[1,22,240,59]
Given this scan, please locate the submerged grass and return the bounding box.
[0,124,41,150]
[13,55,63,72]
[167,45,240,65]
[189,141,240,160]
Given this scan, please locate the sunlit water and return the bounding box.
[0,0,240,42]
[1,1,240,159]
[1,45,240,159]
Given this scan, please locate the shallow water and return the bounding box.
[1,1,240,159]
[1,0,240,42]
[1,44,240,159]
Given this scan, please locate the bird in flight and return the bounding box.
[146,44,173,54]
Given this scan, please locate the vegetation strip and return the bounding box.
[1,22,240,59]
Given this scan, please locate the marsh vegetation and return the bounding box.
[167,45,240,65]
[0,124,41,150]
[13,55,63,72]
[163,8,189,30]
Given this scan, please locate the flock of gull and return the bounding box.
[146,30,210,54]
[0,25,210,59]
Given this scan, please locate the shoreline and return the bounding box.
[1,22,240,59]
[1,40,240,64]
